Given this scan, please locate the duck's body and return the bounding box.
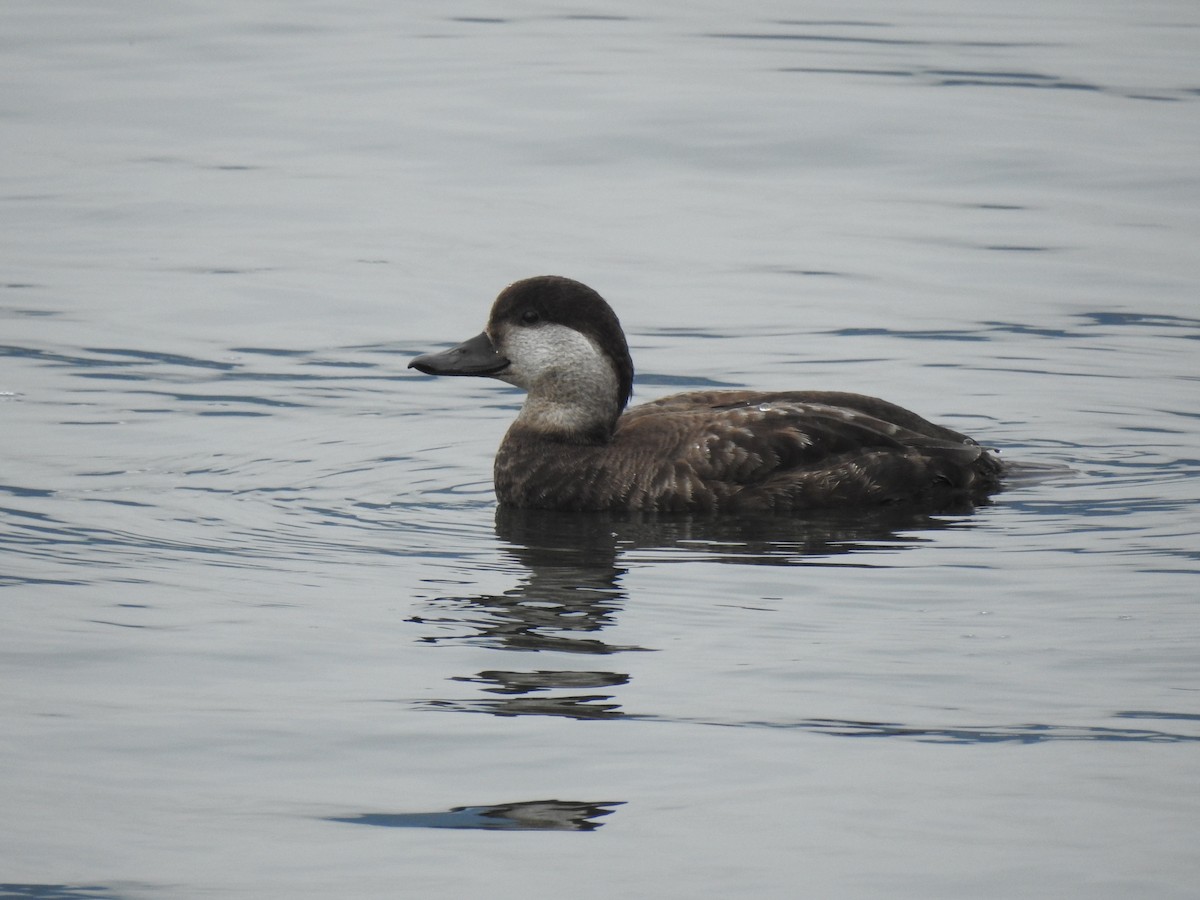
[410,276,1003,513]
[496,389,1001,513]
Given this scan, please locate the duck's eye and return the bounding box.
[520,309,541,326]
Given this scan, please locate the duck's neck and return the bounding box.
[513,371,621,444]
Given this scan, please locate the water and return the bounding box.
[3,2,1198,898]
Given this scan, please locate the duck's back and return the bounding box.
[495,389,1003,513]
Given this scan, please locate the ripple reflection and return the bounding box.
[413,506,982,720]
[326,799,624,832]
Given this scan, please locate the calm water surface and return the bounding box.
[2,2,1198,898]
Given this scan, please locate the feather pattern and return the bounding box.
[495,390,1001,512]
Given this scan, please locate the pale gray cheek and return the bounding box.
[504,326,605,385]
[503,332,556,378]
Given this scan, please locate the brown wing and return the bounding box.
[627,389,979,443]
[614,392,997,511]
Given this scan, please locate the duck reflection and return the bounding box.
[412,505,967,721]
[429,668,629,720]
[328,798,624,831]
[494,504,964,566]
[410,512,638,657]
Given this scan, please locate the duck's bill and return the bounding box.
[409,331,510,377]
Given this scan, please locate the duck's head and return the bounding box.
[409,276,634,442]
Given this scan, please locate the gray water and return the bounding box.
[3,2,1198,898]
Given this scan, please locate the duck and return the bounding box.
[409,275,1003,513]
